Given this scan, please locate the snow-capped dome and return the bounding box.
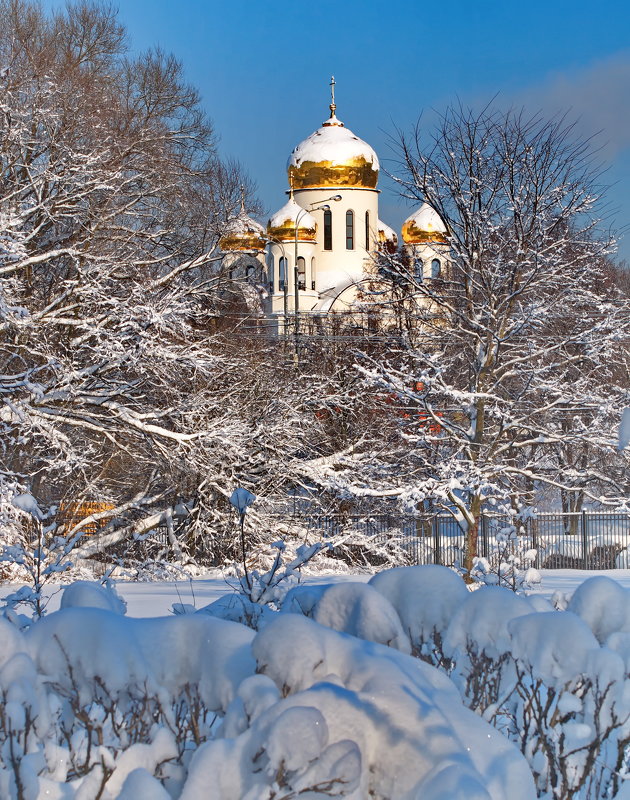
[402,202,448,245]
[377,219,398,246]
[267,196,317,243]
[219,200,266,252]
[287,111,379,190]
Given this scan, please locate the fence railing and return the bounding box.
[297,511,630,570]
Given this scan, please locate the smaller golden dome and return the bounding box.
[402,202,448,245]
[219,197,266,252]
[267,197,317,243]
[377,219,398,245]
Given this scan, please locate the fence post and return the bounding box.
[433,517,441,565]
[582,510,589,569]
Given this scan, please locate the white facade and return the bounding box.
[292,186,379,311]
[220,90,450,324]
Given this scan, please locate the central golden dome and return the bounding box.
[287,111,379,190]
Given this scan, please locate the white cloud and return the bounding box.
[514,51,630,158]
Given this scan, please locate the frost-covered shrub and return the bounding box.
[567,575,630,643]
[180,614,534,800]
[225,570,630,799]
[368,564,468,661]
[0,608,255,798]
[437,581,630,799]
[283,581,411,653]
[443,586,533,718]
[506,611,629,799]
[467,526,540,592]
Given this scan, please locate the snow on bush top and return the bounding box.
[284,581,411,653]
[508,611,606,686]
[26,608,255,711]
[60,580,127,615]
[444,585,534,661]
[567,575,630,644]
[183,613,535,800]
[368,564,468,648]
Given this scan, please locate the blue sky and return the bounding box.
[43,0,630,261]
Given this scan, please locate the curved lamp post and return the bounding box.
[293,194,342,361]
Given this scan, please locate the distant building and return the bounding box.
[219,79,449,329]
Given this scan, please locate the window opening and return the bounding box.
[297,256,306,290]
[346,209,354,250]
[324,210,332,250]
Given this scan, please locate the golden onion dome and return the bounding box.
[267,197,317,242]
[287,108,379,190]
[377,219,398,246]
[219,198,266,252]
[401,202,448,245]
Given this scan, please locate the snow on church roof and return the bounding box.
[402,202,448,245]
[219,200,266,253]
[287,116,380,190]
[267,196,317,243]
[377,219,398,244]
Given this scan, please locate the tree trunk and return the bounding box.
[463,495,482,581]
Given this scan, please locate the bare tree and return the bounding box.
[322,104,630,576]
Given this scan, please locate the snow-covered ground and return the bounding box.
[2,567,629,618]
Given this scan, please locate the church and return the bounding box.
[219,80,449,327]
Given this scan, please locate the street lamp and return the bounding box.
[293,194,342,362]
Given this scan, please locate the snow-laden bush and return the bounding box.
[567,575,630,643]
[0,593,535,799]
[368,564,468,660]
[443,586,534,719]
[282,581,411,653]
[283,568,630,800]
[0,610,254,798]
[182,614,534,800]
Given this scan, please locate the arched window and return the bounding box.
[311,256,316,290]
[297,256,306,290]
[279,257,287,291]
[431,258,441,278]
[365,211,370,250]
[323,210,332,250]
[267,253,275,292]
[346,209,354,250]
[413,258,423,281]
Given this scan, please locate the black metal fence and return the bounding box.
[299,511,630,570]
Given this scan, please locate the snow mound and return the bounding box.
[567,575,630,643]
[285,581,410,653]
[60,580,127,614]
[369,565,468,650]
[181,614,534,799]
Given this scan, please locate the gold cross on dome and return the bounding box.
[329,75,336,116]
